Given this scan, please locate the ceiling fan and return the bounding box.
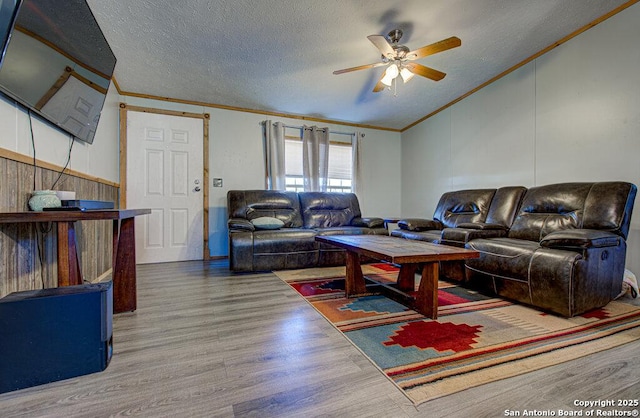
[333,29,461,93]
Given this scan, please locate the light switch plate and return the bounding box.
[212,178,223,187]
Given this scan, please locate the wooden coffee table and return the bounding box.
[315,235,479,319]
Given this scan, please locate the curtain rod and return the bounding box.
[283,124,355,137]
[260,121,365,137]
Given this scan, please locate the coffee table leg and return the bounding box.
[415,261,439,319]
[345,250,367,296]
[397,264,417,291]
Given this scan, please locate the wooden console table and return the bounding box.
[0,209,150,313]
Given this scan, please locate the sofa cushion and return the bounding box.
[251,217,285,230]
[252,229,318,253]
[433,189,496,228]
[508,183,593,242]
[484,186,527,227]
[466,238,540,281]
[227,190,303,227]
[583,182,637,239]
[507,182,638,242]
[299,192,362,228]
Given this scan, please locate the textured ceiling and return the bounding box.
[86,0,632,131]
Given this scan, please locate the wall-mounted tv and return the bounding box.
[0,0,20,68]
[0,0,116,144]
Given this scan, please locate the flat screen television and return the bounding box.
[0,0,20,68]
[0,0,116,144]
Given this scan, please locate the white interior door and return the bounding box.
[126,110,204,263]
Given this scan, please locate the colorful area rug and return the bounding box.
[274,264,640,405]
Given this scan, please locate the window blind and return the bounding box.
[285,139,352,180]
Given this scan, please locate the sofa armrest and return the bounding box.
[540,229,621,249]
[397,218,443,231]
[456,222,507,231]
[441,225,508,246]
[351,217,385,228]
[228,218,255,232]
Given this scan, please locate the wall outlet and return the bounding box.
[212,178,223,187]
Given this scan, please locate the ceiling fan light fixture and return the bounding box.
[381,63,399,86]
[400,67,414,83]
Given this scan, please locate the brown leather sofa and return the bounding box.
[227,190,387,272]
[391,186,527,245]
[394,182,637,317]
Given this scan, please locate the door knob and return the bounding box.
[194,186,201,192]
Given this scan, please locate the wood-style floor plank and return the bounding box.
[1,260,639,417]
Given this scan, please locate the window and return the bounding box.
[284,129,353,193]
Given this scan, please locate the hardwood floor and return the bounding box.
[1,260,639,417]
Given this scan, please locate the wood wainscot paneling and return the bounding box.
[0,154,119,298]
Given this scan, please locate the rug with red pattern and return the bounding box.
[275,264,640,405]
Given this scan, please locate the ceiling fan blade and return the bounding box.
[405,63,446,81]
[407,36,461,60]
[333,62,386,75]
[373,72,387,93]
[367,34,396,59]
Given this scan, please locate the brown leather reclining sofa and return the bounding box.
[392,182,637,317]
[227,190,387,272]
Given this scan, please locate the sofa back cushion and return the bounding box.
[485,186,527,228]
[299,192,362,228]
[433,189,496,228]
[227,190,303,227]
[508,182,637,241]
[583,182,636,239]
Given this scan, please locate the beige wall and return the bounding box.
[401,2,640,273]
[0,83,121,184]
